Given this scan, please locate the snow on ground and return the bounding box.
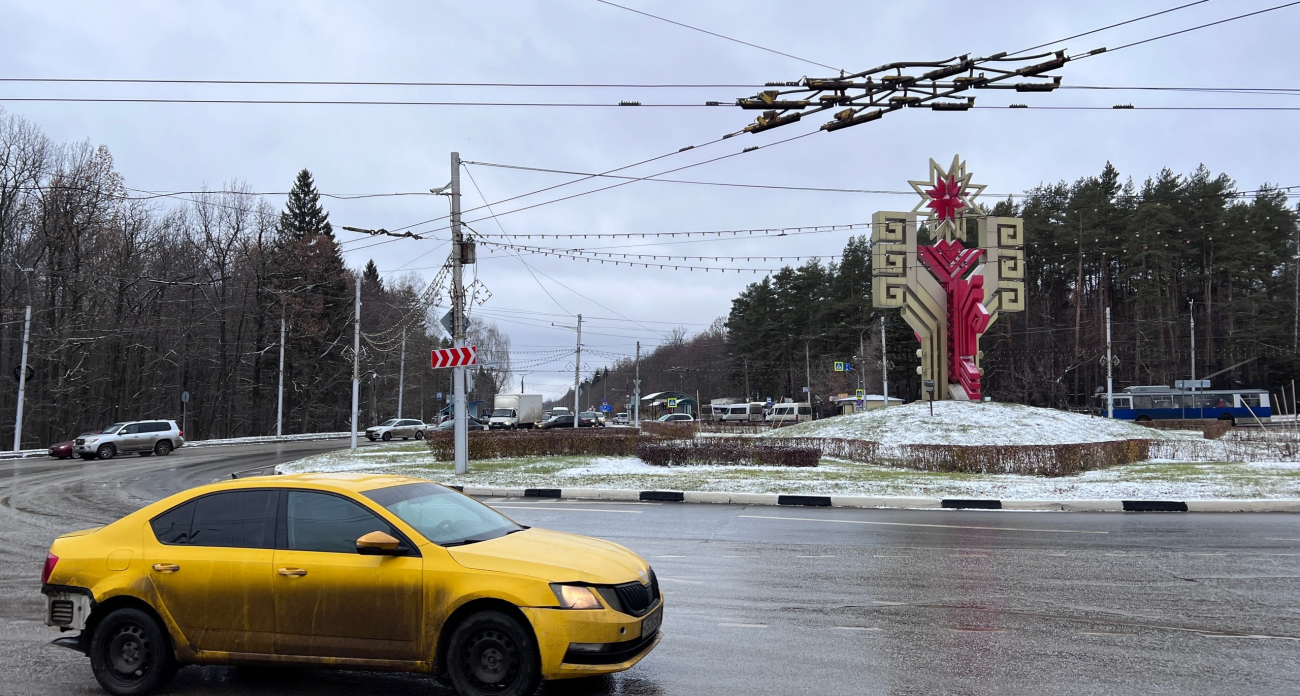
[277,442,1300,500]
[763,401,1177,445]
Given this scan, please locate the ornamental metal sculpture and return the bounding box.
[871,156,1024,400]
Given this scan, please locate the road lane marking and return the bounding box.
[658,577,704,584]
[718,622,766,628]
[1187,553,1228,556]
[531,500,662,506]
[1266,538,1300,541]
[798,554,835,558]
[950,554,989,558]
[1077,630,1135,636]
[655,555,687,558]
[951,627,1008,633]
[739,515,1108,535]
[833,626,881,631]
[724,554,759,558]
[873,555,911,558]
[493,505,642,514]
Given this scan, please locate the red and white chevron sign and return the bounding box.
[431,346,477,369]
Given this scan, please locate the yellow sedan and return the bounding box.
[41,473,663,696]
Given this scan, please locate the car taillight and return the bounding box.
[41,553,58,584]
[178,430,183,437]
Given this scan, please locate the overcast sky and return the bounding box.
[4,0,1297,398]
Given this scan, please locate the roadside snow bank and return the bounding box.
[763,401,1172,445]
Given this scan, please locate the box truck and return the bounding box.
[488,394,544,429]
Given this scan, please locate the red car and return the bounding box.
[48,440,74,459]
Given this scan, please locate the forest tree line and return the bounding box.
[0,109,512,447]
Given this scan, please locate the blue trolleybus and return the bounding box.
[1093,385,1271,424]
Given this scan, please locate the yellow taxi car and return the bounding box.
[40,473,662,696]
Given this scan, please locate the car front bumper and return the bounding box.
[522,601,663,679]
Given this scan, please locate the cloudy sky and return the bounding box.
[4,0,1296,398]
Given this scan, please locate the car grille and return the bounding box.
[74,439,85,445]
[49,600,74,625]
[611,569,660,617]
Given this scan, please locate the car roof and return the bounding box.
[185,472,432,496]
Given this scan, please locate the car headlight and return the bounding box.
[551,584,602,610]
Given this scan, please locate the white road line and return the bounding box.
[873,555,911,558]
[798,554,835,558]
[655,555,687,558]
[833,626,881,632]
[739,515,1109,535]
[1077,630,1136,636]
[1187,553,1228,556]
[532,500,662,506]
[492,505,643,514]
[718,622,767,628]
[950,554,989,558]
[724,554,759,558]
[1265,537,1300,541]
[658,577,704,584]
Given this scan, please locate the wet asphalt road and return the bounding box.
[2,442,1300,695]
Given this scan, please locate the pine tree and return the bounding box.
[279,169,333,240]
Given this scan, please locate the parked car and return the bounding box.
[366,418,428,441]
[536,414,597,429]
[41,473,663,696]
[656,413,695,423]
[48,439,77,459]
[765,403,813,423]
[613,412,630,425]
[435,416,490,431]
[73,420,185,460]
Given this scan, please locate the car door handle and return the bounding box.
[151,563,180,573]
[277,567,308,577]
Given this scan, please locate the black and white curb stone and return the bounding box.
[446,486,1300,512]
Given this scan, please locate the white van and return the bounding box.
[722,402,766,423]
[765,402,813,423]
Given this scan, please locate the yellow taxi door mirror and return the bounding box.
[356,531,402,555]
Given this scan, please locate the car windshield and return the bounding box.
[100,423,127,434]
[364,482,524,546]
[379,419,399,427]
[491,409,514,417]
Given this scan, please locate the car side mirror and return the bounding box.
[356,531,403,555]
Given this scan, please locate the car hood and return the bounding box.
[446,528,647,584]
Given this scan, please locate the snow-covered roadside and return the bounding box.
[277,444,1300,500]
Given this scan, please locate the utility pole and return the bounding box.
[633,341,641,428]
[880,316,889,408]
[277,304,285,438]
[1105,306,1113,419]
[450,152,469,474]
[350,279,360,450]
[742,355,750,402]
[397,327,406,418]
[804,338,812,407]
[12,265,33,452]
[573,315,582,429]
[1189,298,1196,420]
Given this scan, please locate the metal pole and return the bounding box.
[397,328,406,418]
[633,340,641,429]
[742,355,749,402]
[880,316,889,408]
[11,305,30,452]
[1189,299,1195,420]
[573,314,582,429]
[804,339,812,407]
[451,152,468,474]
[350,279,360,450]
[1106,306,1113,419]
[276,305,285,438]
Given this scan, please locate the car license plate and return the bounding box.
[640,608,662,637]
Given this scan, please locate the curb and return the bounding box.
[451,486,1300,513]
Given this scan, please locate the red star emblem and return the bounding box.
[925,176,965,222]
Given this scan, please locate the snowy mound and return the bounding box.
[763,401,1173,446]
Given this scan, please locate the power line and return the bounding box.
[1077,1,1300,59]
[592,0,841,72]
[0,97,720,107]
[0,77,765,88]
[1008,0,1215,56]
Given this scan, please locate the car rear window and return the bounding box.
[151,490,277,548]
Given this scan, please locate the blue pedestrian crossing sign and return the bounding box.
[666,398,678,408]
[834,362,845,372]
[855,389,865,399]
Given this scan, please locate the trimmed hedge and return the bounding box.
[638,421,697,439]
[635,439,820,467]
[425,428,639,460]
[773,437,1151,477]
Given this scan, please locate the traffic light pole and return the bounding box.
[450,152,468,475]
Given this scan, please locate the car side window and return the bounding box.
[150,490,277,548]
[285,491,402,554]
[149,422,169,432]
[121,424,142,434]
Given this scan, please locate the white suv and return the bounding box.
[74,420,185,460]
[366,418,428,441]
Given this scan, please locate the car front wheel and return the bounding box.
[415,431,425,440]
[382,432,392,441]
[447,610,541,696]
[89,607,177,696]
[96,444,116,460]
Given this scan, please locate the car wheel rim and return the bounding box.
[107,624,150,679]
[465,628,518,690]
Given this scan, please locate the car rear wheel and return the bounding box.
[96,444,116,460]
[154,440,173,456]
[89,607,177,696]
[415,430,425,440]
[447,610,540,696]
